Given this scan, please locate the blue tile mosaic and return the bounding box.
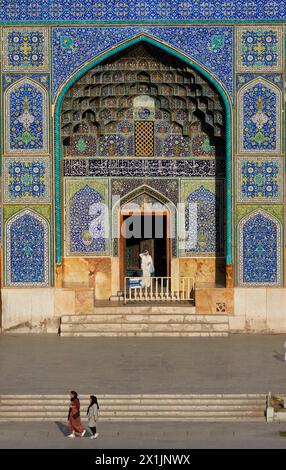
[2,74,50,92]
[237,158,282,203]
[68,184,108,256]
[4,157,50,203]
[3,27,49,72]
[238,79,281,154]
[237,26,282,72]
[239,209,281,286]
[0,1,286,23]
[52,26,233,100]
[5,78,48,154]
[182,181,225,257]
[6,210,49,287]
[236,74,283,90]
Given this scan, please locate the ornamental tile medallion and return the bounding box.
[5,209,50,287]
[237,158,283,203]
[238,78,281,154]
[180,179,225,257]
[3,157,50,203]
[65,179,109,257]
[237,26,282,72]
[238,208,282,286]
[5,78,49,154]
[3,27,49,72]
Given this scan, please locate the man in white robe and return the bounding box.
[139,250,154,288]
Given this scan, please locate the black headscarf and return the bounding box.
[70,390,78,402]
[87,395,99,414]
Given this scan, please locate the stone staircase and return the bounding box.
[0,394,266,422]
[60,305,230,337]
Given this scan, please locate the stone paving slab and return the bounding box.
[0,334,286,394]
[0,422,286,449]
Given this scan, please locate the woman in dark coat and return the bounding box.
[67,391,86,438]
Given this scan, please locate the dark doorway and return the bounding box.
[121,213,169,282]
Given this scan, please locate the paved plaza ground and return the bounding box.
[0,421,286,449]
[0,334,286,394]
[1,334,286,449]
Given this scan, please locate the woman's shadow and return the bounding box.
[55,421,70,436]
[273,351,285,362]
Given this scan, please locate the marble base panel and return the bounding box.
[195,287,234,315]
[62,258,90,287]
[179,258,226,285]
[55,288,94,316]
[94,258,112,300]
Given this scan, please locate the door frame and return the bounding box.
[120,210,171,289]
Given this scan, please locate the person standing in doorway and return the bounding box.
[139,249,154,288]
[67,391,86,438]
[87,395,99,439]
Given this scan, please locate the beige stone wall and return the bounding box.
[230,288,286,333]
[1,288,56,333]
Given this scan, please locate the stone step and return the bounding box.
[0,399,265,406]
[60,322,228,333]
[0,393,266,399]
[60,332,229,337]
[62,313,227,322]
[0,394,266,422]
[92,306,196,314]
[0,405,265,411]
[0,417,265,422]
[62,314,226,324]
[0,410,264,417]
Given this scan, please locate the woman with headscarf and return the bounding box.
[87,395,99,439]
[67,390,86,438]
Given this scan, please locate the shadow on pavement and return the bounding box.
[55,421,69,436]
[273,351,285,363]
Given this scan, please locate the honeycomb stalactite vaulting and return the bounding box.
[61,43,225,159]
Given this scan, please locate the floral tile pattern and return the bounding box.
[2,27,49,72]
[3,157,50,203]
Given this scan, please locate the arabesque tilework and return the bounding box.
[52,26,234,100]
[236,73,283,90]
[5,209,50,287]
[181,180,225,257]
[3,157,50,203]
[0,8,285,290]
[237,158,283,203]
[238,208,282,286]
[2,27,49,72]
[237,26,282,72]
[65,179,109,257]
[5,78,49,154]
[0,1,286,23]
[238,78,281,154]
[2,74,50,91]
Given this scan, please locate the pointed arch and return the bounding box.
[237,77,281,154]
[5,77,49,154]
[238,208,282,286]
[55,35,232,268]
[112,184,177,257]
[5,209,50,287]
